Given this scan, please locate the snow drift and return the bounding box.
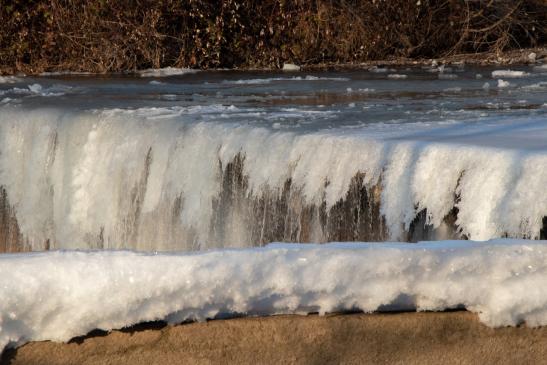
[2,239,547,351]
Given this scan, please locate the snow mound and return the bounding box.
[2,239,547,351]
[492,70,530,78]
[137,67,199,77]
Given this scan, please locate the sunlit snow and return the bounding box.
[1,239,547,351]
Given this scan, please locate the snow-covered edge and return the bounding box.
[2,239,547,351]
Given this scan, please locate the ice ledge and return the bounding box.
[2,239,547,351]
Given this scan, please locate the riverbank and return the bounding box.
[1,47,546,77]
[4,311,547,365]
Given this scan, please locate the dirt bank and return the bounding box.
[3,311,547,365]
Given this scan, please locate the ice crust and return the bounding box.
[2,239,547,351]
[0,105,546,249]
[492,70,530,78]
[0,76,23,84]
[137,67,199,77]
[222,76,349,84]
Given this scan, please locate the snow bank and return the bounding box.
[2,239,547,351]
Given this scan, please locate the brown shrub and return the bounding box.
[0,0,545,74]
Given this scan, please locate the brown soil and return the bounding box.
[3,311,547,365]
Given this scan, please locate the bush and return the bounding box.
[0,0,545,74]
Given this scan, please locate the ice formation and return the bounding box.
[387,74,408,79]
[492,70,530,78]
[137,67,199,77]
[222,76,349,84]
[0,104,546,251]
[282,63,301,71]
[2,239,547,351]
[497,79,511,88]
[0,76,23,84]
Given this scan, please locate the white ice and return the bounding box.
[282,63,301,71]
[387,74,408,79]
[0,105,545,249]
[492,70,530,78]
[2,239,547,352]
[137,67,199,77]
[438,74,458,80]
[0,76,23,84]
[222,76,349,85]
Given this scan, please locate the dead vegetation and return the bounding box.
[0,0,545,74]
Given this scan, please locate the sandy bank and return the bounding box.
[3,311,547,365]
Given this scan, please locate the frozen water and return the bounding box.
[137,67,199,77]
[492,70,530,78]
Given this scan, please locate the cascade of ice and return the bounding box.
[0,105,546,251]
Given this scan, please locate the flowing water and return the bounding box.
[0,65,546,251]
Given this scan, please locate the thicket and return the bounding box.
[0,0,545,73]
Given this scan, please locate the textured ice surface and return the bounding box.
[0,106,545,249]
[2,239,547,351]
